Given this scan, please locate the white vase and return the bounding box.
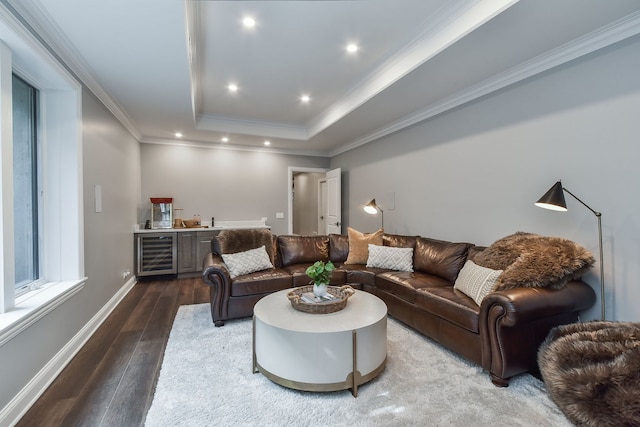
[313,283,327,297]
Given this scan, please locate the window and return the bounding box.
[12,74,40,295]
[0,9,84,325]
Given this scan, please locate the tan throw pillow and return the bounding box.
[344,227,383,264]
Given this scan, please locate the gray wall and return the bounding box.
[332,36,640,322]
[139,144,329,236]
[0,87,141,412]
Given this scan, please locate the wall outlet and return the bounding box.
[122,270,131,280]
[276,212,284,219]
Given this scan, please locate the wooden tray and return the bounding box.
[287,285,355,314]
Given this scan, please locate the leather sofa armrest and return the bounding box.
[479,280,596,386]
[202,253,233,326]
[480,280,596,326]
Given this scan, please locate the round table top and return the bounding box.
[254,288,387,333]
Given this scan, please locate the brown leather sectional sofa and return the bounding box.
[202,228,596,386]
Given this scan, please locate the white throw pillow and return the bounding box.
[221,245,274,279]
[453,260,503,306]
[366,244,414,272]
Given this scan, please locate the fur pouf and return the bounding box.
[538,321,640,426]
[473,232,595,290]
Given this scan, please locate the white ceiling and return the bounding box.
[10,0,640,156]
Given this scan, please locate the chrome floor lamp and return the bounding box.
[535,181,605,320]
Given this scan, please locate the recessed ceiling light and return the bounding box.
[264,140,271,146]
[300,95,311,103]
[346,43,359,53]
[243,16,256,28]
[175,132,183,138]
[221,136,229,143]
[227,83,238,92]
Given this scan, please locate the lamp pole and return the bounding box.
[562,187,605,321]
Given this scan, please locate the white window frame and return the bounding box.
[0,6,85,344]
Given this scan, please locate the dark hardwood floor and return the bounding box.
[16,277,210,427]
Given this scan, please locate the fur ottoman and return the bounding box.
[538,321,640,426]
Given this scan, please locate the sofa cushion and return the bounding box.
[282,264,347,287]
[383,233,418,248]
[375,272,419,304]
[453,260,503,306]
[344,227,383,264]
[366,244,413,272]
[230,269,293,297]
[415,286,480,333]
[277,235,329,267]
[341,264,381,287]
[414,237,470,283]
[329,234,349,263]
[474,232,595,290]
[221,246,274,278]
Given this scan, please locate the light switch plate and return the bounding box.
[95,185,102,213]
[276,212,284,219]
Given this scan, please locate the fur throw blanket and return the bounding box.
[538,321,640,426]
[212,228,277,264]
[473,232,595,290]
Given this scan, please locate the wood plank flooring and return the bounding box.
[16,277,210,427]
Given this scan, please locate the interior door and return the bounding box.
[326,168,341,234]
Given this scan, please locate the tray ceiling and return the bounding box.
[10,0,640,156]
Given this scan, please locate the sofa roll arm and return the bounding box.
[479,280,596,386]
[202,253,233,325]
[480,280,596,326]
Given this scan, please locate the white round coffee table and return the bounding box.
[252,288,387,397]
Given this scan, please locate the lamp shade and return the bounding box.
[364,199,379,214]
[535,181,568,212]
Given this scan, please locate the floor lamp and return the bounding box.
[535,180,605,320]
[364,199,384,229]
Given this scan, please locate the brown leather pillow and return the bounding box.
[329,234,349,263]
[277,235,329,267]
[414,237,470,283]
[344,227,383,265]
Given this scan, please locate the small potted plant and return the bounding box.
[305,260,335,297]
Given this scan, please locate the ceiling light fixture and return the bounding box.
[227,83,238,92]
[243,16,256,28]
[221,137,229,143]
[174,132,183,138]
[300,95,311,103]
[264,140,271,146]
[346,43,359,53]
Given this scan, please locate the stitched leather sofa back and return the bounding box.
[211,228,278,265]
[277,235,329,267]
[414,237,470,282]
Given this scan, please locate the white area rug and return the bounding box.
[145,304,570,426]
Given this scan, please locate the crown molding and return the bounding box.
[140,136,329,158]
[8,0,142,140]
[197,114,308,140]
[306,0,519,139]
[330,9,640,157]
[184,0,201,125]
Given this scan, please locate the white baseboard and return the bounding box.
[0,277,137,427]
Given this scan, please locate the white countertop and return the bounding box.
[133,219,270,233]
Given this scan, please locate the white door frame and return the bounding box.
[318,178,327,235]
[287,166,329,234]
